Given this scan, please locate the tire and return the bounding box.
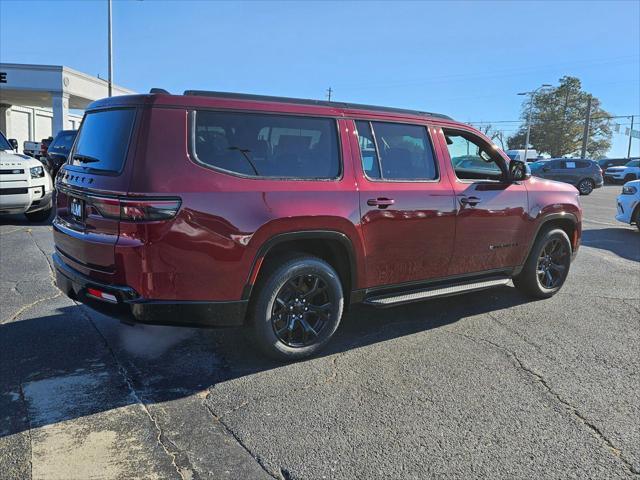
[513,228,572,299]
[577,178,594,195]
[25,206,52,222]
[250,255,344,361]
[624,174,637,183]
[634,207,640,232]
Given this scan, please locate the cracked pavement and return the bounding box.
[1,185,639,479]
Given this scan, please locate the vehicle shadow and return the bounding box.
[581,228,640,262]
[0,211,54,227]
[0,285,533,437]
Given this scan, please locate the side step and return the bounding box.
[363,276,511,308]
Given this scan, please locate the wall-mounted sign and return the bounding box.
[0,72,7,83]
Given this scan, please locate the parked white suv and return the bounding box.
[616,180,640,231]
[0,131,54,221]
[604,159,640,184]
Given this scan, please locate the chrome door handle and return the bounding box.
[459,196,482,206]
[367,197,395,209]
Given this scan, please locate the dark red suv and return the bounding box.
[53,91,582,359]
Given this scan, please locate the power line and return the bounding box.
[467,114,639,124]
[331,55,640,90]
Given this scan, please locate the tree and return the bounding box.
[507,76,612,158]
[476,123,508,150]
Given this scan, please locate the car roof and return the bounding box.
[86,90,457,125]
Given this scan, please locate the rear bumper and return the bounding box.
[53,252,247,327]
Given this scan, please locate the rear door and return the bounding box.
[350,119,456,288]
[439,128,529,275]
[54,107,138,278]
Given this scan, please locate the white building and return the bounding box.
[0,63,134,151]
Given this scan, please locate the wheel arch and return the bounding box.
[516,213,580,275]
[242,230,358,303]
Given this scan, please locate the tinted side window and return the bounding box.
[548,160,562,169]
[370,122,437,180]
[561,160,588,169]
[71,109,136,173]
[443,129,504,181]
[355,121,381,179]
[194,111,340,179]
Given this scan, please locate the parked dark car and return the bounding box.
[44,130,77,177]
[598,157,632,172]
[52,90,582,360]
[529,158,603,195]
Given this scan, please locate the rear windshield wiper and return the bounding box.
[73,154,100,164]
[228,146,259,175]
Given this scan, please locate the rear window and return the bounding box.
[192,111,340,179]
[70,109,136,173]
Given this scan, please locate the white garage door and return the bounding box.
[11,110,31,153]
[35,114,53,141]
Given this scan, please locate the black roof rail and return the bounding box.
[182,90,452,120]
[149,88,170,94]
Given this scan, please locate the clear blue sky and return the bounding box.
[1,0,638,157]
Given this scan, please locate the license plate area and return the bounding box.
[70,197,85,223]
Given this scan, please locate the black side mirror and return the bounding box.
[509,159,531,182]
[8,138,18,151]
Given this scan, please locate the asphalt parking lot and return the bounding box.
[1,185,639,480]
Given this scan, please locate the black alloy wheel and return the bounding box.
[536,237,569,289]
[513,228,572,298]
[250,255,344,360]
[271,274,333,348]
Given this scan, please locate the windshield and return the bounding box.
[0,131,13,151]
[50,132,77,152]
[625,160,639,168]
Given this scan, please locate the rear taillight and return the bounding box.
[121,199,181,221]
[92,197,181,222]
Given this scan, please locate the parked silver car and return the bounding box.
[529,158,604,195]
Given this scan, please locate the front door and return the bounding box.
[540,159,564,181]
[350,120,457,288]
[439,128,529,276]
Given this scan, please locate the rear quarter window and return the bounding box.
[70,108,136,173]
[191,111,341,179]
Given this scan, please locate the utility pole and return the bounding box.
[518,83,551,161]
[580,95,592,159]
[107,0,113,97]
[628,115,635,159]
[326,87,333,102]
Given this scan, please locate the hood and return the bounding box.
[606,166,627,172]
[528,175,579,193]
[0,150,43,169]
[624,179,640,188]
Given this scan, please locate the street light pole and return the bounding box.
[518,83,552,161]
[107,0,113,97]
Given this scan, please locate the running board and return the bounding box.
[363,276,511,307]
